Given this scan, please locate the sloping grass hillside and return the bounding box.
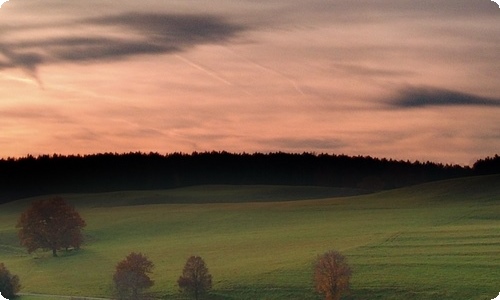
[0,175,498,299]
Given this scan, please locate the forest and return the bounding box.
[1,152,498,204]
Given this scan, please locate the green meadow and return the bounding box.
[0,175,499,299]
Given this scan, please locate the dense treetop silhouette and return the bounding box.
[0,151,498,203]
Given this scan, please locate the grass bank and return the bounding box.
[1,175,499,299]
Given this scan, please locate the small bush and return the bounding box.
[313,250,351,300]
[178,256,212,300]
[0,263,21,299]
[113,252,154,300]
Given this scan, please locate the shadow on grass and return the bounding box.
[159,284,319,300]
[344,287,496,300]
[159,286,499,300]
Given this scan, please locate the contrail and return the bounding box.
[0,70,44,89]
[222,47,306,96]
[175,54,233,86]
[0,72,38,85]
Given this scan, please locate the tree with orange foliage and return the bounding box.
[313,250,352,300]
[178,256,212,300]
[16,197,86,257]
[113,252,154,300]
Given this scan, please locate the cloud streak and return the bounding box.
[257,137,345,151]
[0,12,245,79]
[388,87,500,108]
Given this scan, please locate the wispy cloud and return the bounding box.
[0,106,73,123]
[387,87,500,108]
[257,137,345,151]
[0,12,245,81]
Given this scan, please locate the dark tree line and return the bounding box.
[1,151,498,203]
[472,154,500,175]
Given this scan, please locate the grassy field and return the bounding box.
[0,175,499,299]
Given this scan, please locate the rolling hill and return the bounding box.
[0,175,498,299]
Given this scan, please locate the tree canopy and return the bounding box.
[16,197,86,257]
[113,252,154,300]
[314,250,352,300]
[178,256,212,300]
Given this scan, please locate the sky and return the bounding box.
[0,0,499,165]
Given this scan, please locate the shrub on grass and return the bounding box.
[113,252,154,300]
[0,263,21,299]
[313,250,352,300]
[178,256,212,300]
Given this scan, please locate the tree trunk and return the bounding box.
[52,248,58,257]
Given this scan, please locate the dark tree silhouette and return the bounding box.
[178,256,212,300]
[16,197,86,257]
[1,151,480,204]
[473,154,500,175]
[0,263,21,298]
[314,250,352,300]
[113,252,154,300]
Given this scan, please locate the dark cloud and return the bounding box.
[388,87,500,108]
[87,13,245,44]
[0,12,245,78]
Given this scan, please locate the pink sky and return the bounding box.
[0,0,499,165]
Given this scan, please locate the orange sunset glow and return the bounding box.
[1,0,499,165]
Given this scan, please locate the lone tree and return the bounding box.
[16,197,86,257]
[177,256,212,300]
[0,263,21,298]
[113,252,154,300]
[313,250,352,300]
